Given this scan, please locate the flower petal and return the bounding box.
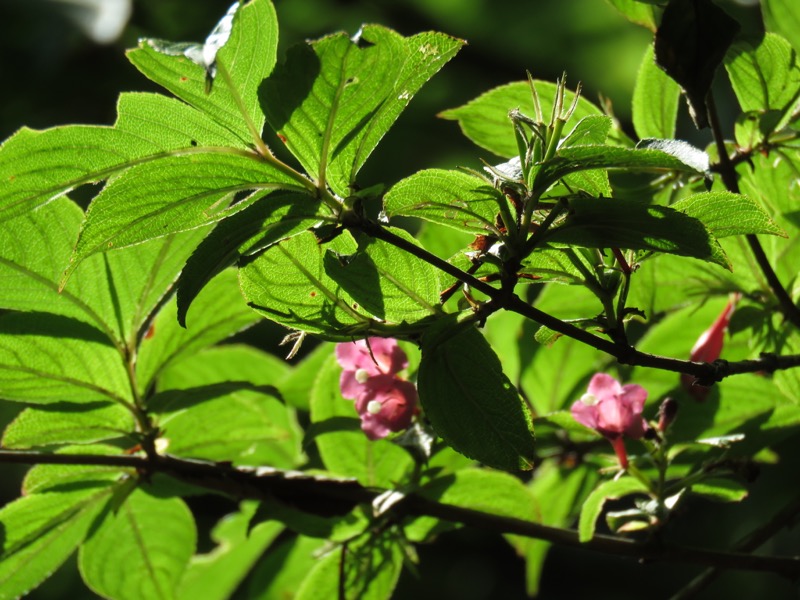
[571,399,599,430]
[587,373,622,403]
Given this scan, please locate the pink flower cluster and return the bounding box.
[571,373,648,469]
[335,338,418,440]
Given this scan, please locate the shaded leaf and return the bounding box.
[418,322,536,472]
[543,195,730,268]
[247,535,328,600]
[158,344,290,392]
[533,145,707,197]
[66,153,306,280]
[654,0,739,128]
[22,445,128,495]
[0,195,208,348]
[294,533,404,600]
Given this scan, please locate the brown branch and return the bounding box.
[1,449,798,578]
[352,217,800,382]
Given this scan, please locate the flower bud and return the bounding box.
[681,295,739,401]
[657,397,678,432]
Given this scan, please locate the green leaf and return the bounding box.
[578,476,650,542]
[239,231,373,338]
[605,0,657,30]
[633,45,681,139]
[690,478,748,503]
[261,26,463,196]
[725,33,800,129]
[178,502,284,600]
[323,229,442,323]
[176,191,321,326]
[152,385,303,468]
[0,313,131,405]
[0,485,115,599]
[543,195,730,269]
[310,355,414,488]
[127,0,278,144]
[0,196,209,350]
[22,445,128,495]
[3,403,134,449]
[79,488,197,600]
[383,169,505,235]
[66,153,306,280]
[247,535,328,599]
[418,322,536,472]
[533,145,707,196]
[671,191,786,238]
[294,534,404,600]
[0,92,246,225]
[136,269,260,393]
[763,0,800,55]
[158,344,289,392]
[440,80,607,158]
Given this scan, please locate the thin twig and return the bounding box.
[706,93,800,330]
[351,217,800,382]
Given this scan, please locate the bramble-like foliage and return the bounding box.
[1,0,800,597]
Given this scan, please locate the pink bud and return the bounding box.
[681,295,739,401]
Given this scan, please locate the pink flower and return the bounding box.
[336,338,418,440]
[571,373,648,469]
[681,294,739,401]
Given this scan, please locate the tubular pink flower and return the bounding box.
[336,338,418,440]
[571,373,648,469]
[681,294,739,400]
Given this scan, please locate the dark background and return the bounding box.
[2,1,797,599]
